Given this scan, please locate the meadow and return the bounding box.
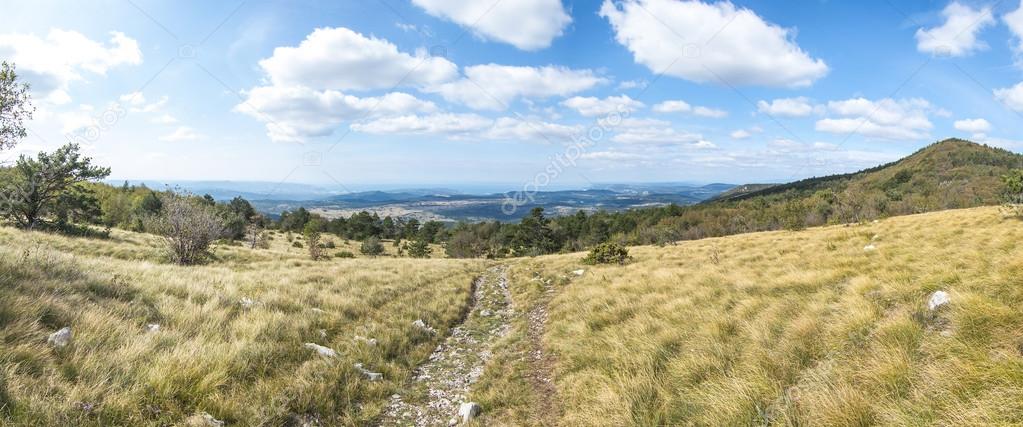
[0,226,481,425]
[474,206,1023,425]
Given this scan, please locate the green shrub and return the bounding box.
[292,241,303,248]
[582,242,631,265]
[335,250,356,258]
[360,236,385,257]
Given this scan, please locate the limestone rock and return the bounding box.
[47,327,72,348]
[304,343,337,358]
[458,402,481,423]
[928,291,950,311]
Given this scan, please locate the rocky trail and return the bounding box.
[380,266,512,426]
[524,274,562,425]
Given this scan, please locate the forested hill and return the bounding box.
[714,138,1022,206]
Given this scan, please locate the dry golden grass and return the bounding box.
[475,206,1023,426]
[0,226,482,425]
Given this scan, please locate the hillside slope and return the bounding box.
[474,206,1023,425]
[716,138,1022,207]
[0,227,482,425]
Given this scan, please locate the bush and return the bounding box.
[144,195,226,265]
[360,236,385,257]
[404,239,432,258]
[582,242,631,265]
[323,240,336,249]
[292,241,303,248]
[335,251,356,258]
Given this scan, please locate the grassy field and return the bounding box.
[474,206,1023,425]
[0,226,481,425]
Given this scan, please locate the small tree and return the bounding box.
[304,223,326,260]
[1003,169,1023,217]
[582,242,631,265]
[145,195,226,265]
[404,238,432,258]
[0,143,110,229]
[0,61,34,152]
[360,236,385,257]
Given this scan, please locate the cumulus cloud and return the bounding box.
[257,27,458,91]
[237,85,437,142]
[1008,2,1023,59]
[351,113,582,142]
[350,113,491,136]
[426,64,607,110]
[612,126,704,145]
[0,29,142,100]
[411,0,571,50]
[953,118,991,134]
[730,129,752,139]
[651,100,727,118]
[561,95,644,116]
[756,97,815,117]
[995,82,1023,112]
[599,0,827,87]
[815,97,934,140]
[916,2,994,57]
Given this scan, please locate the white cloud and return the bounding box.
[612,126,704,145]
[351,113,492,136]
[411,0,571,50]
[0,29,142,99]
[617,79,647,90]
[916,2,994,57]
[815,97,934,140]
[756,97,815,117]
[730,129,751,139]
[652,100,691,113]
[351,113,582,142]
[651,100,726,117]
[159,127,202,142]
[561,95,644,116]
[237,85,437,142]
[580,150,648,161]
[481,117,582,142]
[258,27,457,91]
[693,106,728,118]
[953,118,991,134]
[995,82,1023,112]
[427,64,607,110]
[599,0,827,87]
[1007,2,1023,60]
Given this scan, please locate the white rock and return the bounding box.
[146,324,160,333]
[311,308,326,315]
[189,412,224,427]
[449,417,459,426]
[863,244,877,252]
[47,327,72,348]
[458,402,481,423]
[355,335,378,346]
[304,343,337,358]
[354,363,383,381]
[928,291,951,311]
[318,329,327,338]
[572,269,585,276]
[413,319,436,334]
[480,309,492,317]
[871,234,879,241]
[240,297,256,309]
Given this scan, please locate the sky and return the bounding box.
[3,0,1023,192]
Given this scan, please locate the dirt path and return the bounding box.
[524,275,562,425]
[380,266,512,426]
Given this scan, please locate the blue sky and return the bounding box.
[3,0,1023,191]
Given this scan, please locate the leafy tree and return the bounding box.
[0,61,34,151]
[145,195,226,265]
[1003,169,1023,217]
[360,236,385,257]
[404,238,432,258]
[0,144,110,229]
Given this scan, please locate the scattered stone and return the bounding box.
[939,330,954,338]
[186,412,225,427]
[354,363,383,381]
[146,324,160,333]
[449,417,459,426]
[480,309,492,317]
[240,297,256,309]
[872,234,879,241]
[47,327,72,348]
[355,335,378,346]
[304,343,337,358]
[311,308,326,315]
[413,319,436,334]
[863,244,877,252]
[458,402,481,423]
[318,329,327,339]
[928,291,951,311]
[571,269,585,276]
